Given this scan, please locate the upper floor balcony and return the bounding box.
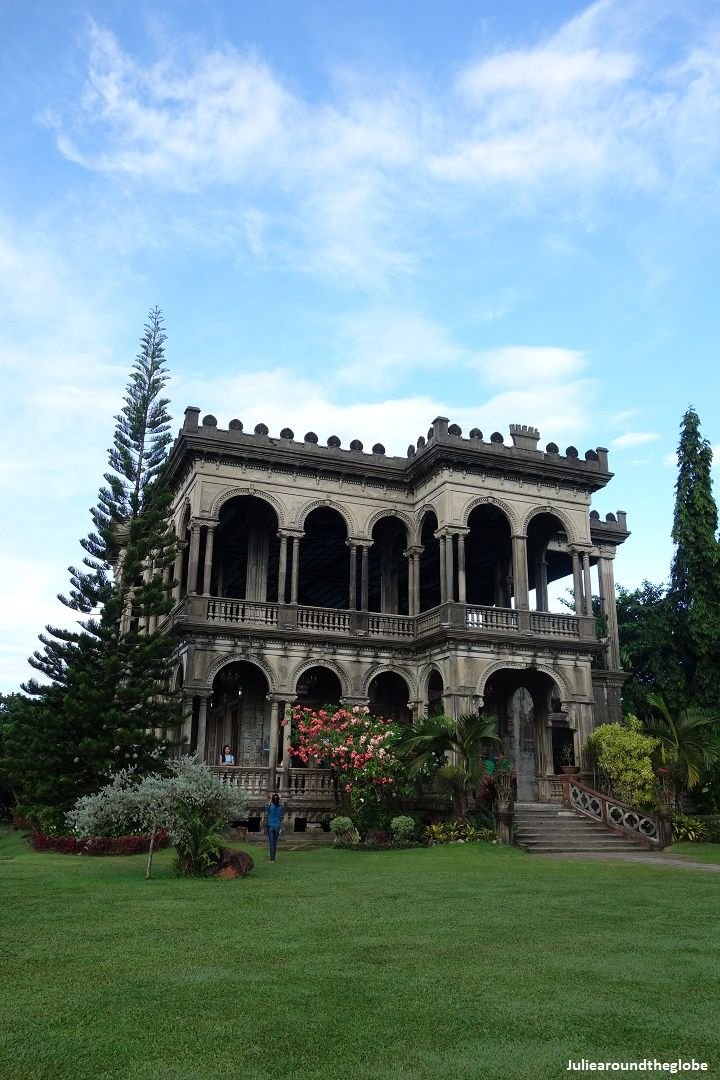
[169,593,598,645]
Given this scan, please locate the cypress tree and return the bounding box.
[11,309,181,825]
[669,407,720,707]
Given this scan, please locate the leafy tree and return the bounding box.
[615,582,686,716]
[396,712,499,820]
[645,693,720,799]
[11,309,181,823]
[669,407,720,707]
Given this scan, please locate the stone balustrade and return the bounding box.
[182,596,594,642]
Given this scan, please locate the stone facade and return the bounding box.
[161,408,629,811]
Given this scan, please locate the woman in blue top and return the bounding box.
[265,792,286,862]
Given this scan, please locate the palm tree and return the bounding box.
[397,712,500,820]
[645,693,719,799]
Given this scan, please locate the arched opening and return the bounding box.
[483,668,560,801]
[465,504,512,607]
[298,508,349,609]
[427,670,444,716]
[525,512,574,613]
[208,661,271,767]
[294,665,343,711]
[212,496,280,601]
[418,511,441,612]
[368,517,409,615]
[368,671,411,723]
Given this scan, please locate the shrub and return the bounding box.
[329,816,360,846]
[698,815,720,843]
[583,722,659,808]
[672,814,710,843]
[66,758,248,877]
[390,815,416,842]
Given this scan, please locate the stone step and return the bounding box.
[513,803,653,854]
[522,843,644,853]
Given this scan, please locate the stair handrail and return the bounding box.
[562,777,671,850]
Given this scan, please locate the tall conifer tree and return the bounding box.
[9,309,181,823]
[669,407,720,707]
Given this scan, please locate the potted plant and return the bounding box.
[560,742,580,775]
[494,755,514,809]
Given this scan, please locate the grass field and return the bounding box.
[668,842,720,864]
[2,828,719,1080]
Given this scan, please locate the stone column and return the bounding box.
[582,552,593,618]
[510,532,529,610]
[360,544,369,611]
[180,693,194,752]
[457,530,467,605]
[277,533,288,604]
[571,549,584,615]
[438,532,447,603]
[535,556,548,611]
[281,703,293,792]
[290,536,301,605]
[347,541,358,609]
[445,531,455,603]
[162,564,172,608]
[598,547,620,668]
[196,694,210,762]
[172,541,185,602]
[187,522,201,596]
[202,525,216,596]
[267,698,281,784]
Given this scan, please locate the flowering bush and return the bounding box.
[288,705,415,818]
[29,831,170,856]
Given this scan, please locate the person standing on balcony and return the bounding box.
[265,792,286,863]
[219,745,235,765]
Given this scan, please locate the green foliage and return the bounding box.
[669,407,720,708]
[616,581,687,715]
[397,712,499,819]
[671,814,710,843]
[644,693,719,795]
[8,310,182,818]
[696,816,720,843]
[390,815,416,841]
[173,812,222,877]
[423,820,495,844]
[583,722,659,808]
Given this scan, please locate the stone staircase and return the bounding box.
[514,802,652,854]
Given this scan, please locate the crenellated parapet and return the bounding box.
[169,408,613,494]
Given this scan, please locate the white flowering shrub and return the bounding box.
[66,757,248,876]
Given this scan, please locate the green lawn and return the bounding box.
[668,841,720,864]
[2,828,719,1080]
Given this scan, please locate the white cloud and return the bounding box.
[473,346,587,388]
[612,431,660,447]
[332,309,470,388]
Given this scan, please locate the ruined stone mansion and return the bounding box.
[162,407,628,811]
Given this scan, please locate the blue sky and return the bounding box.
[2,0,719,691]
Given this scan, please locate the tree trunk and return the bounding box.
[146,823,157,879]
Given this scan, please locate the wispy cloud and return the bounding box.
[42,3,720,284]
[613,431,661,447]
